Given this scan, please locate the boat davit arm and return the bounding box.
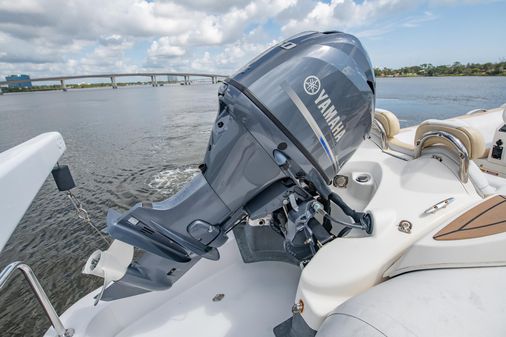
[0,132,66,251]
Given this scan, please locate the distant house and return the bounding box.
[5,74,32,88]
[167,75,178,83]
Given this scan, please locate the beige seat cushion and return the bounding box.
[375,109,400,138]
[415,119,487,159]
[389,137,415,153]
[373,109,414,155]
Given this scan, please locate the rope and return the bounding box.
[66,191,110,245]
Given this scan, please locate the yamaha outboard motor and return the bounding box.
[106,31,375,290]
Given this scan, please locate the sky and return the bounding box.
[0,0,505,78]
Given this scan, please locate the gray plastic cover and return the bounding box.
[230,31,375,182]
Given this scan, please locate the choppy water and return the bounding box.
[0,77,505,336]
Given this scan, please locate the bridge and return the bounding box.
[0,72,229,91]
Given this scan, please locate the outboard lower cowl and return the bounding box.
[107,173,230,262]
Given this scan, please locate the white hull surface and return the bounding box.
[295,139,482,329]
[46,237,301,337]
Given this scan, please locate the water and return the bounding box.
[376,77,506,127]
[0,77,505,336]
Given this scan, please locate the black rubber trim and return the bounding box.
[226,78,330,183]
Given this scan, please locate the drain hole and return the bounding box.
[356,174,370,183]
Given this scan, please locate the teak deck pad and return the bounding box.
[434,195,506,240]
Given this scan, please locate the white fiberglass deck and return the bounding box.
[46,237,301,337]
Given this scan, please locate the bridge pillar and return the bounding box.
[111,76,118,89]
[151,75,158,87]
[60,79,67,92]
[184,75,189,85]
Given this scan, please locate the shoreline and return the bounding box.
[376,74,506,78]
[1,75,504,94]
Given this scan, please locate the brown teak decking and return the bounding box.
[434,195,506,240]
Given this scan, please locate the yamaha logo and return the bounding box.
[303,75,320,95]
[303,74,347,143]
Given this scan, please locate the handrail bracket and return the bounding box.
[0,261,74,337]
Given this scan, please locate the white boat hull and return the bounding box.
[45,237,301,337]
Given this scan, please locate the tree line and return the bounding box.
[374,61,506,77]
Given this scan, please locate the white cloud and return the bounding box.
[0,0,298,77]
[148,37,187,59]
[0,0,495,78]
[281,0,421,35]
[401,11,436,28]
[79,37,134,73]
[146,26,278,73]
[170,0,252,13]
[352,10,436,38]
[191,36,278,73]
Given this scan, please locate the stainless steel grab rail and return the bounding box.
[465,108,486,115]
[0,261,74,337]
[415,130,470,183]
[370,118,388,150]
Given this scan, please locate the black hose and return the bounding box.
[337,227,352,237]
[320,197,333,233]
[328,192,361,223]
[328,192,373,234]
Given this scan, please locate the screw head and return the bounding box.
[398,220,412,234]
[291,299,304,314]
[333,175,348,188]
[64,328,75,337]
[212,293,225,302]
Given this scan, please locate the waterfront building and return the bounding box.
[5,74,32,88]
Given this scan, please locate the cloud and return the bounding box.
[0,31,67,64]
[171,0,252,13]
[402,11,436,28]
[352,10,436,38]
[0,0,496,78]
[0,53,55,64]
[98,35,130,46]
[0,0,299,77]
[191,35,279,73]
[281,0,421,36]
[148,37,187,60]
[0,0,293,45]
[76,36,136,74]
[145,26,278,73]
